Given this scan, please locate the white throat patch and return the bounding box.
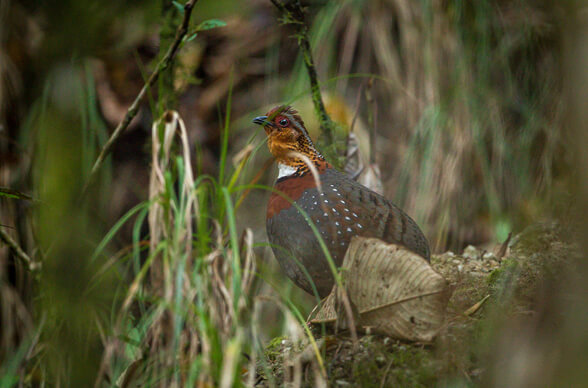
[277,163,297,179]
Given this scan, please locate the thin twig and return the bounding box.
[81,0,199,197]
[0,227,40,272]
[270,0,335,145]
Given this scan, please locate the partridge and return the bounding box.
[254,106,430,297]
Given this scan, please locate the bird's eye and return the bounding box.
[279,118,289,127]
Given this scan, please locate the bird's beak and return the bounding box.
[253,115,275,128]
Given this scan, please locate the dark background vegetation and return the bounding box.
[1,0,587,386]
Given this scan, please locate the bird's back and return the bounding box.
[266,166,430,297]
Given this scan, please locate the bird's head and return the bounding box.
[253,105,324,167]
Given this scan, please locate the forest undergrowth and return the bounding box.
[1,0,588,387]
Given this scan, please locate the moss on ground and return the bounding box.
[256,223,578,387]
[330,337,438,387]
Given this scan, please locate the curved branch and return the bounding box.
[82,0,200,197]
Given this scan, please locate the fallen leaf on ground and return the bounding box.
[311,237,451,342]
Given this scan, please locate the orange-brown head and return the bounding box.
[253,105,325,172]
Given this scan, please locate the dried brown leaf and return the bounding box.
[311,237,450,342]
[463,294,491,317]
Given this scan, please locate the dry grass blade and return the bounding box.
[219,333,242,388]
[287,150,323,193]
[141,110,201,382]
[211,253,233,334]
[239,227,256,298]
[312,237,450,342]
[148,112,173,256]
[149,111,197,275]
[176,111,198,251]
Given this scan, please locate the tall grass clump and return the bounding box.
[88,107,327,386]
[82,110,241,386]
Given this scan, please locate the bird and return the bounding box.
[253,105,430,298]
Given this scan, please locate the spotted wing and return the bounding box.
[318,169,431,261]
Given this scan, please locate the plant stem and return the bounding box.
[270,0,336,145]
[159,0,182,112]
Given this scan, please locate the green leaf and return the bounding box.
[196,19,227,32]
[183,19,227,43]
[172,1,185,14]
[184,32,198,42]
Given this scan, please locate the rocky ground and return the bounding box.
[256,222,577,387]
